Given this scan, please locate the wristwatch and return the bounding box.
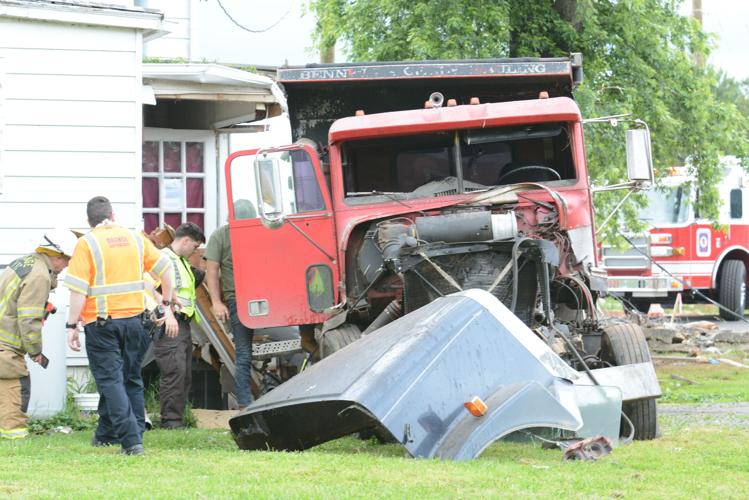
[65,322,78,329]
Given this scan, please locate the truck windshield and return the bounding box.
[639,185,692,225]
[341,122,575,202]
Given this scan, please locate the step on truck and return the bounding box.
[225,55,662,459]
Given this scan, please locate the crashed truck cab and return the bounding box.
[225,56,661,459]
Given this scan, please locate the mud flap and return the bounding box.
[229,289,624,459]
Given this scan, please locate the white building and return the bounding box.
[0,0,290,416]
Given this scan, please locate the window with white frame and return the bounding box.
[142,140,207,233]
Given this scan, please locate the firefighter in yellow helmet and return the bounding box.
[0,228,77,439]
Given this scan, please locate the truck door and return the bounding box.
[225,144,339,328]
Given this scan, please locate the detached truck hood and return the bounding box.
[230,289,624,460]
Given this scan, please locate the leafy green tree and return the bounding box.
[309,0,749,237]
[715,72,749,122]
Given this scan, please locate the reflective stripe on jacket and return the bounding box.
[0,254,53,356]
[162,247,196,319]
[64,225,170,325]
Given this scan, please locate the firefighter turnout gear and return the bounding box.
[0,254,54,356]
[64,225,170,325]
[0,252,58,438]
[0,348,30,439]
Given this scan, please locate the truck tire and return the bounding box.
[316,324,362,358]
[718,259,746,320]
[600,323,658,440]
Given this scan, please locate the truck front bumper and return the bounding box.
[606,275,683,296]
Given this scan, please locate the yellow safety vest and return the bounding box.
[64,225,170,324]
[163,247,197,319]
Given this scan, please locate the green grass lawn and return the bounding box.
[1,421,748,499]
[3,363,749,498]
[657,361,749,403]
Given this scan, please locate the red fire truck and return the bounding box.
[225,56,660,439]
[603,157,749,319]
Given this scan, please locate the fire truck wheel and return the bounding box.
[601,323,658,440]
[317,323,362,358]
[718,259,746,320]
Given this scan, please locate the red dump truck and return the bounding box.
[225,56,661,455]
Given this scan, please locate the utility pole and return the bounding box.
[320,42,335,64]
[693,0,704,67]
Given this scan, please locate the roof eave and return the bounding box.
[0,0,165,33]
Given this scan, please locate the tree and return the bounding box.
[309,0,749,237]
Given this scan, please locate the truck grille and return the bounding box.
[403,250,536,326]
[601,236,650,270]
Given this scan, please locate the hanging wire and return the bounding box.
[216,0,291,33]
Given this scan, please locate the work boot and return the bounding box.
[120,444,145,456]
[160,420,185,430]
[91,435,118,447]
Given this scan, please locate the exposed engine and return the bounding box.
[345,203,599,370]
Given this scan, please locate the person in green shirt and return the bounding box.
[204,222,254,409]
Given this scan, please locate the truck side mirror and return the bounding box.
[626,128,654,183]
[255,155,286,228]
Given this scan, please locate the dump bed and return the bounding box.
[277,54,583,144]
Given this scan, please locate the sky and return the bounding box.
[695,0,749,80]
[198,0,749,80]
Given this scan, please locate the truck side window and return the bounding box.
[730,189,743,219]
[230,148,326,222]
[229,155,260,220]
[290,149,325,213]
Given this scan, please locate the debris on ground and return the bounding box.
[638,316,749,356]
[717,358,749,369]
[670,374,699,385]
[563,436,613,461]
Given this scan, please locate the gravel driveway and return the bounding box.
[659,402,749,427]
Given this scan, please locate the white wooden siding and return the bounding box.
[2,151,135,177]
[4,100,138,127]
[0,20,137,51]
[3,74,137,101]
[142,0,191,60]
[0,17,144,265]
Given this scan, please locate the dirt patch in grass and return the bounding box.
[192,409,235,429]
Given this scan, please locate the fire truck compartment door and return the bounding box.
[225,144,338,328]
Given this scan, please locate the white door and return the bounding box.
[142,128,217,236]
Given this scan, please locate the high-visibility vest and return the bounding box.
[64,225,170,325]
[163,247,197,319]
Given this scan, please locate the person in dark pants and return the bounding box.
[65,196,177,456]
[153,222,204,429]
[205,221,254,409]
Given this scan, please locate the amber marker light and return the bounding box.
[672,247,686,256]
[464,396,488,417]
[650,233,673,245]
